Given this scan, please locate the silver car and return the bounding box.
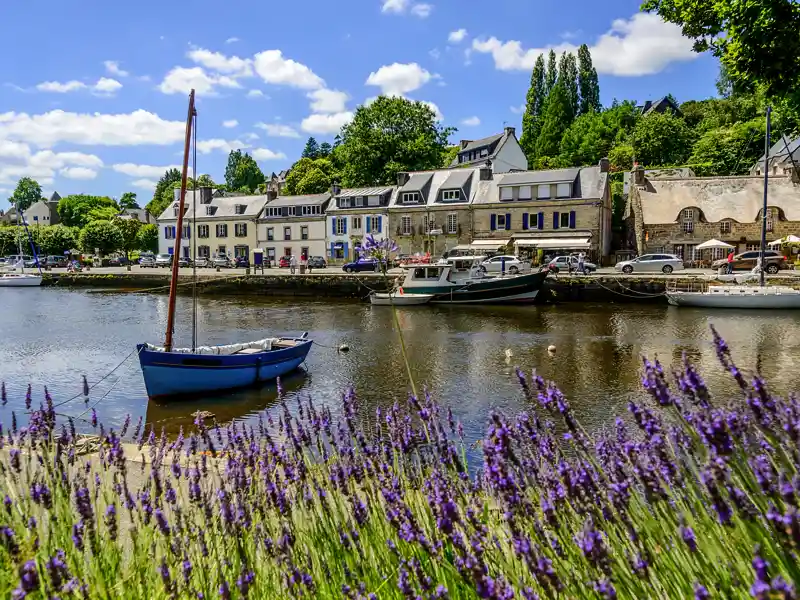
[615,253,684,274]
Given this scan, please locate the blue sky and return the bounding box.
[0,0,719,204]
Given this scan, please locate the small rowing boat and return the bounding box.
[369,291,434,305]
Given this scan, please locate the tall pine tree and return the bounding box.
[558,52,579,121]
[577,44,601,114]
[535,81,573,159]
[302,137,320,159]
[544,50,557,96]
[520,54,546,162]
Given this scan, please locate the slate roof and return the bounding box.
[399,173,433,194]
[336,186,394,198]
[499,168,581,186]
[263,193,330,207]
[459,133,503,154]
[389,168,481,207]
[450,131,510,168]
[157,192,267,221]
[472,166,607,205]
[754,135,800,168]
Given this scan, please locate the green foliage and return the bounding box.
[78,219,123,255]
[609,144,635,172]
[520,54,547,161]
[146,168,182,218]
[8,177,43,211]
[0,227,20,255]
[114,217,143,258]
[57,195,119,228]
[535,82,574,160]
[225,150,265,193]
[301,137,321,159]
[37,224,78,255]
[440,145,459,168]
[632,112,695,167]
[118,192,139,209]
[284,158,336,195]
[577,44,601,115]
[559,102,641,167]
[136,223,159,253]
[641,0,800,99]
[558,52,579,121]
[688,118,766,176]
[318,142,332,158]
[336,96,454,187]
[195,173,216,188]
[544,49,557,96]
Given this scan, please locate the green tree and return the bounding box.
[146,168,182,218]
[318,142,332,158]
[558,52,579,121]
[559,111,614,167]
[632,112,695,167]
[535,82,574,160]
[544,50,557,96]
[336,96,455,187]
[302,137,320,159]
[577,44,601,114]
[642,0,800,99]
[688,118,766,175]
[225,150,265,193]
[119,192,139,209]
[136,224,159,253]
[57,195,119,228]
[195,174,216,188]
[0,227,19,256]
[113,217,143,259]
[79,220,122,255]
[284,158,337,195]
[440,145,459,168]
[520,54,546,162]
[9,177,43,211]
[609,144,635,172]
[38,225,78,256]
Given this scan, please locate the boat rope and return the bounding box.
[590,278,667,298]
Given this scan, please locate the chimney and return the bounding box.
[199,186,213,204]
[397,172,410,186]
[459,139,471,150]
[267,189,278,201]
[331,181,341,196]
[504,126,516,137]
[599,157,610,173]
[633,165,646,186]
[479,160,493,181]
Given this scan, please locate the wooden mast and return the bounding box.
[164,89,196,352]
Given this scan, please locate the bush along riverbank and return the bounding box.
[1,327,799,598]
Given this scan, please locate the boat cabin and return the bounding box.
[400,256,490,292]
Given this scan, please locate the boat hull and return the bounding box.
[404,271,548,305]
[370,292,433,306]
[137,339,313,399]
[667,288,800,309]
[0,274,42,287]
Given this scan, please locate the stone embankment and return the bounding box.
[42,272,800,304]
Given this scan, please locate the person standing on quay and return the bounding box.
[290,254,297,275]
[726,250,734,274]
[577,251,586,275]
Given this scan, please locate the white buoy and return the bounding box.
[547,344,557,353]
[504,349,513,358]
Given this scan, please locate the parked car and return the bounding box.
[42,255,68,268]
[155,254,173,268]
[342,258,384,273]
[212,255,233,268]
[278,255,292,268]
[711,250,787,274]
[615,254,684,274]
[107,255,129,266]
[234,255,250,268]
[24,257,41,268]
[546,255,598,274]
[194,256,210,268]
[139,254,156,268]
[478,255,529,275]
[307,256,327,269]
[177,256,193,268]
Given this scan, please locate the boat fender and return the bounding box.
[339,344,350,353]
[547,344,557,354]
[398,287,404,295]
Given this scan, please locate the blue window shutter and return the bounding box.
[522,213,529,230]
[490,214,497,231]
[330,243,335,257]
[505,213,511,231]
[343,242,349,258]
[164,227,168,239]
[553,212,560,229]
[331,217,337,235]
[377,216,382,233]
[366,217,371,233]
[168,247,174,255]
[537,212,544,230]
[569,210,576,229]
[343,217,348,235]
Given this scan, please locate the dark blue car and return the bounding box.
[342,258,384,273]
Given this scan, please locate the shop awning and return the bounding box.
[514,237,591,250]
[470,239,509,248]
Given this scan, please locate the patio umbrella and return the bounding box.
[695,239,734,250]
[767,234,800,246]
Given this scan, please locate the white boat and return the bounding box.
[667,284,800,309]
[369,291,434,306]
[0,272,43,287]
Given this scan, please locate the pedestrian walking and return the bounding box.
[577,251,586,275]
[726,250,734,274]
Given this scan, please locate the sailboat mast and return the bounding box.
[164,89,196,352]
[760,106,771,288]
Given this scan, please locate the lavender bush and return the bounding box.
[1,326,799,599]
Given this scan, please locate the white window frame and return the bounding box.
[497,214,507,229]
[682,209,694,234]
[352,216,362,231]
[368,196,380,207]
[447,213,457,234]
[443,189,461,201]
[266,227,274,241]
[500,187,513,201]
[423,214,436,234]
[234,204,246,215]
[335,218,346,235]
[402,192,421,204]
[370,216,380,232]
[720,220,731,234]
[198,224,209,238]
[216,224,228,238]
[301,226,309,240]
[235,223,247,237]
[537,185,550,199]
[284,226,292,241]
[205,206,214,216]
[401,215,412,235]
[766,209,774,232]
[556,183,571,198]
[518,186,532,200]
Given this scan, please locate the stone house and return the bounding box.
[2,192,61,226]
[325,185,393,261]
[118,208,157,225]
[256,192,331,263]
[626,165,800,263]
[449,127,528,173]
[469,160,613,261]
[389,167,486,256]
[751,134,800,178]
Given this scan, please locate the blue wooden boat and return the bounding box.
[137,335,313,399]
[137,89,314,400]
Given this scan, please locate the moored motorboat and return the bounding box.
[369,291,434,305]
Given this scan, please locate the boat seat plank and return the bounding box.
[273,339,298,348]
[233,348,265,355]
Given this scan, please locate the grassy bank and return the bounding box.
[1,328,799,598]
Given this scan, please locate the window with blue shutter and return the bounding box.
[377,216,382,233]
[569,210,576,229]
[343,217,348,235]
[331,217,337,235]
[366,217,371,233]
[553,212,560,229]
[505,213,511,231]
[343,242,349,258]
[522,213,529,230]
[490,214,497,231]
[537,212,544,230]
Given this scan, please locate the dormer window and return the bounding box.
[682,209,694,233]
[402,192,421,204]
[172,203,179,217]
[205,206,214,216]
[720,220,731,234]
[354,197,364,207]
[500,187,513,201]
[479,148,488,158]
[556,183,571,198]
[442,189,460,201]
[537,185,550,199]
[234,204,246,215]
[766,208,775,232]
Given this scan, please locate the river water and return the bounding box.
[1,288,799,444]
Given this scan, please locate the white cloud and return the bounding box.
[131,178,158,190]
[246,89,265,99]
[252,148,287,161]
[421,101,443,120]
[0,142,103,186]
[510,104,525,114]
[255,123,300,138]
[366,63,432,96]
[471,12,697,76]
[252,50,325,90]
[448,29,467,44]
[60,167,98,180]
[410,3,432,17]
[158,66,240,95]
[307,89,348,114]
[243,132,260,141]
[301,112,353,135]
[381,0,432,17]
[223,119,239,128]
[0,109,185,148]
[225,37,240,44]
[460,116,480,126]
[381,0,408,13]
[112,163,182,178]
[429,48,441,60]
[187,48,252,77]
[104,61,129,77]
[195,139,249,154]
[35,78,123,95]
